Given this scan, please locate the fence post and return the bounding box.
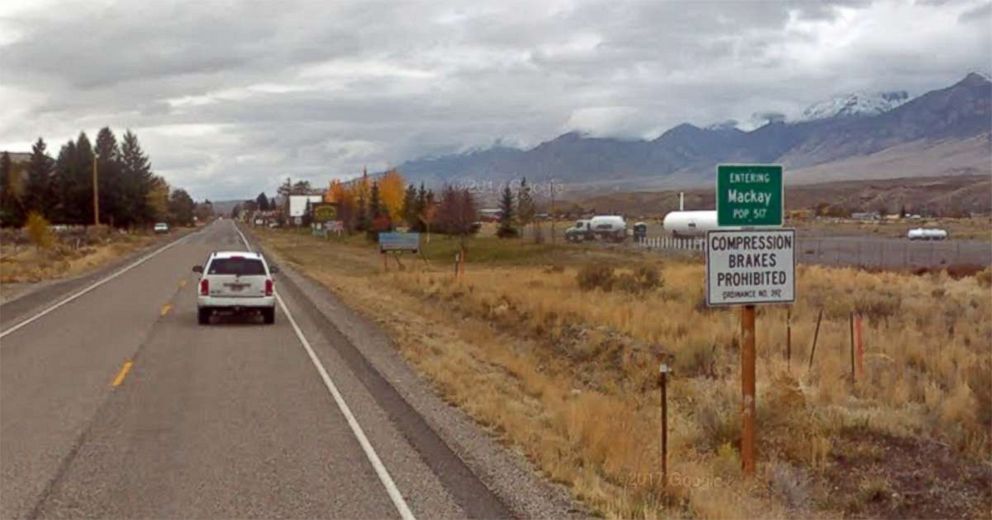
[849,311,856,382]
[808,309,823,371]
[659,362,670,487]
[786,309,792,371]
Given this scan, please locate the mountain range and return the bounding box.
[396,73,991,190]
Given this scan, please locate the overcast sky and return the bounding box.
[1,0,989,200]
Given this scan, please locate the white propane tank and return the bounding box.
[908,228,949,240]
[662,210,721,238]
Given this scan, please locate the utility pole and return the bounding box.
[93,153,100,226]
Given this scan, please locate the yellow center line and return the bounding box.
[161,303,173,316]
[111,361,134,387]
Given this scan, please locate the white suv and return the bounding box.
[193,251,278,325]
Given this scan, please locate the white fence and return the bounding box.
[636,236,706,252]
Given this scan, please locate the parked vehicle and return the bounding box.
[153,222,169,234]
[565,216,627,242]
[193,251,279,325]
[632,222,648,242]
[907,228,948,240]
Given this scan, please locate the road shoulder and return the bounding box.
[247,226,587,519]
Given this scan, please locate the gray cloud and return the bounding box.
[0,0,989,200]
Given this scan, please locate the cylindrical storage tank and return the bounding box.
[662,210,720,238]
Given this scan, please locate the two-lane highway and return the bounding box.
[1,221,488,519]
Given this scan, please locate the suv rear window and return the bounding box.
[207,257,266,276]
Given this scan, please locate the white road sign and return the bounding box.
[706,229,795,306]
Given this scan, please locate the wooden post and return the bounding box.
[855,314,865,378]
[808,308,823,371]
[659,362,670,487]
[849,311,856,382]
[786,308,792,371]
[382,251,388,272]
[741,304,756,476]
[92,154,100,226]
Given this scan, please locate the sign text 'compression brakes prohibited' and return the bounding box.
[705,229,795,306]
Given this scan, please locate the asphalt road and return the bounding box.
[0,220,555,519]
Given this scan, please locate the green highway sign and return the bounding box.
[717,164,783,227]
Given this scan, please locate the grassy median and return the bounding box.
[253,226,991,519]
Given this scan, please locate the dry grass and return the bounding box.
[254,227,992,519]
[0,229,156,295]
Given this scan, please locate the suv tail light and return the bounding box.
[265,279,273,296]
[200,279,209,295]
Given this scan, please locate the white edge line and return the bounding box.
[235,223,416,520]
[1,228,200,340]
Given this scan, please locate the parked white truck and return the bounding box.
[565,215,627,242]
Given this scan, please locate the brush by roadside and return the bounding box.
[252,225,991,519]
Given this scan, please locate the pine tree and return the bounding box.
[95,128,124,226]
[53,141,78,224]
[256,192,270,211]
[74,132,95,225]
[120,130,153,224]
[497,184,518,238]
[401,183,417,229]
[369,181,383,219]
[355,186,369,232]
[24,138,54,219]
[0,151,24,226]
[413,183,428,231]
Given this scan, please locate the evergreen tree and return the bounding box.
[256,192,270,211]
[95,128,124,226]
[355,186,369,232]
[496,184,518,238]
[53,141,78,223]
[74,132,96,225]
[401,183,417,229]
[24,138,54,219]
[369,181,383,219]
[0,151,24,226]
[120,130,153,224]
[412,183,428,231]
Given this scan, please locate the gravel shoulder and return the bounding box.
[246,225,589,519]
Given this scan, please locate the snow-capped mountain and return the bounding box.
[799,90,910,121]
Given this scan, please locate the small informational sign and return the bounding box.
[717,164,783,227]
[326,220,344,233]
[313,204,338,223]
[706,228,795,306]
[378,232,420,253]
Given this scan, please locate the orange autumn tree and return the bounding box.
[326,179,347,204]
[378,168,406,222]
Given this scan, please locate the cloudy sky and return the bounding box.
[1,0,989,200]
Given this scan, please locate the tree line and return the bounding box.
[0,128,199,228]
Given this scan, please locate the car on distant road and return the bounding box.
[193,251,278,325]
[153,222,169,233]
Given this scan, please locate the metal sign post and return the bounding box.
[740,305,756,475]
[708,163,793,477]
